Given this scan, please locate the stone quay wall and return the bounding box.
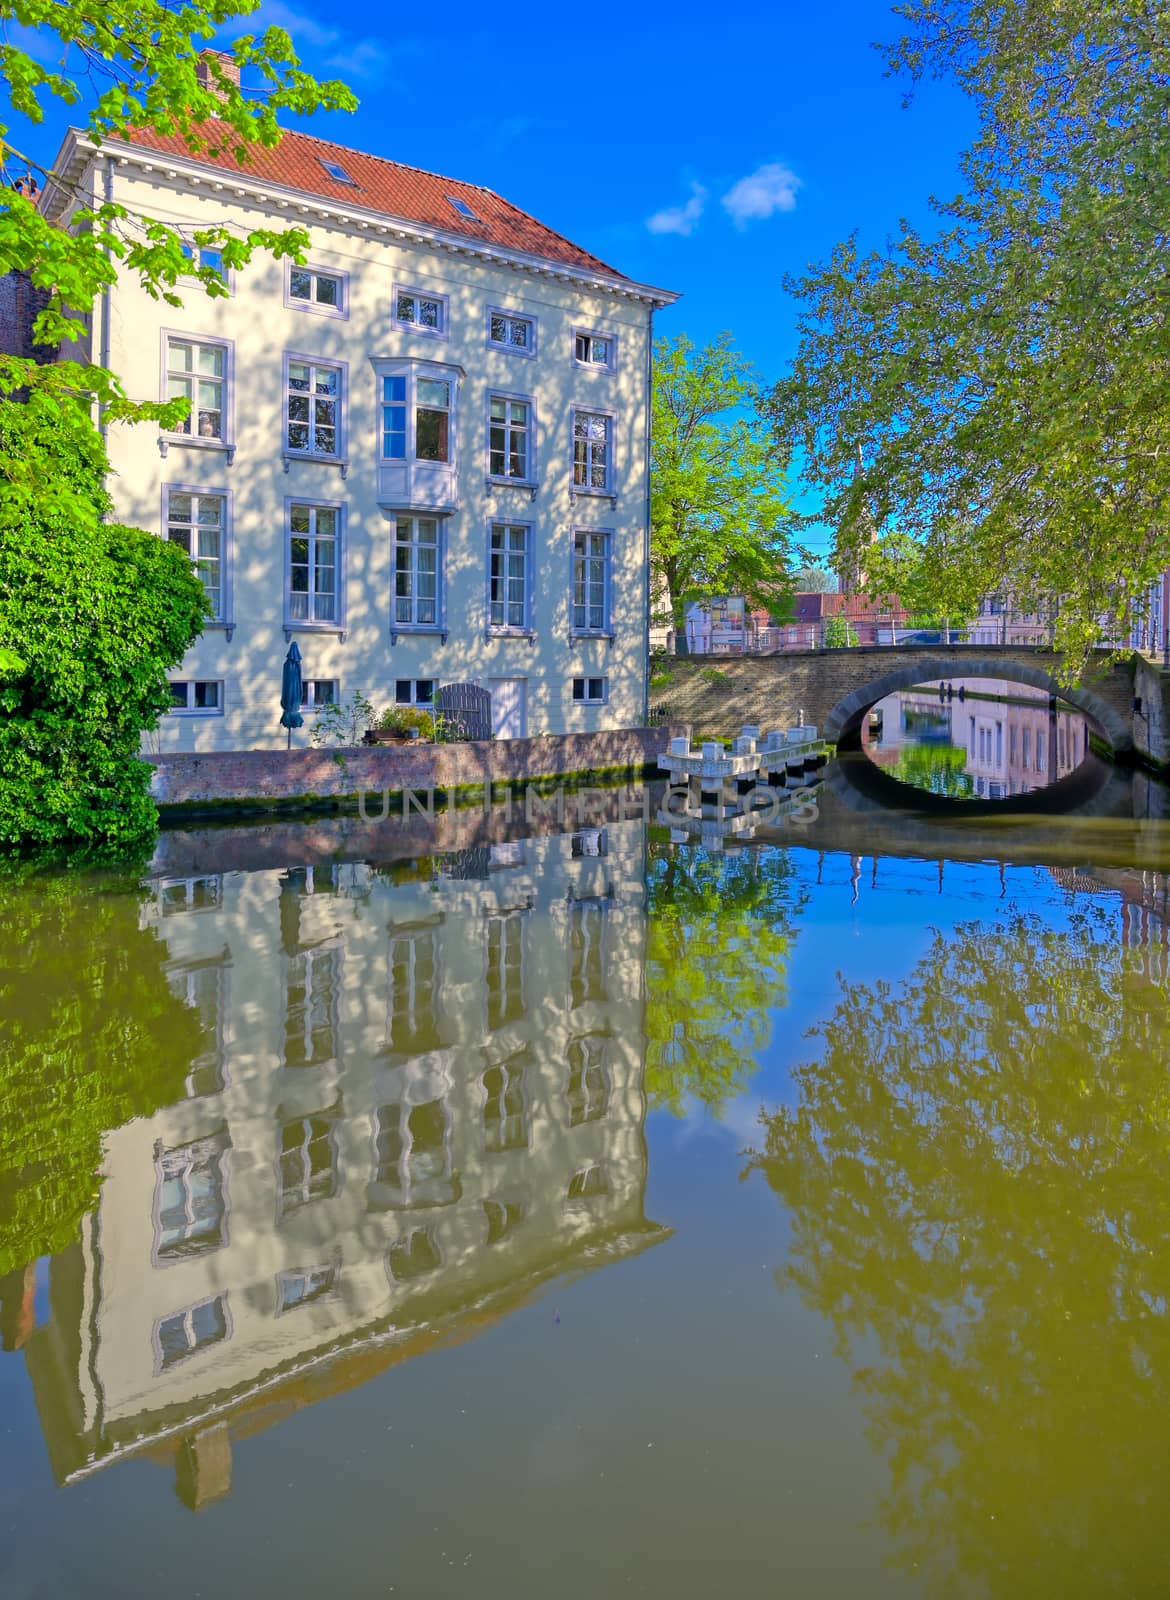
[147,726,688,814]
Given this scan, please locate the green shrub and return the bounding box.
[701,666,731,685]
[310,690,375,746]
[375,704,436,739]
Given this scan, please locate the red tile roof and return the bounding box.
[121,122,629,281]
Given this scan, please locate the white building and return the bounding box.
[22,815,666,1504]
[40,61,677,750]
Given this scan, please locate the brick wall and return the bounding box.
[0,271,52,362]
[147,725,686,813]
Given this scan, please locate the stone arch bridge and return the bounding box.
[654,645,1143,757]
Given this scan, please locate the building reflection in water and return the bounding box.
[863,677,1090,798]
[19,820,666,1510]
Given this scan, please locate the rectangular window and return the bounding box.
[566,1162,609,1202]
[568,1035,610,1126]
[276,1262,338,1314]
[284,946,340,1067]
[482,1056,527,1152]
[372,1100,455,1207]
[573,411,611,491]
[301,679,338,708]
[388,927,442,1054]
[488,310,535,353]
[288,264,346,315]
[486,911,525,1029]
[393,516,441,628]
[288,503,339,625]
[574,330,613,369]
[387,1226,441,1282]
[570,900,608,1007]
[488,396,531,480]
[166,961,228,1099]
[181,242,228,284]
[169,680,223,713]
[285,358,342,457]
[154,1129,230,1262]
[572,530,610,632]
[159,875,222,915]
[489,523,530,631]
[415,377,450,462]
[278,1107,339,1218]
[382,375,407,459]
[394,287,446,334]
[571,677,607,705]
[395,678,435,705]
[155,1294,229,1372]
[166,489,225,620]
[165,336,227,440]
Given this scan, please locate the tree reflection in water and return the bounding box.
[747,909,1170,1596]
[887,742,976,798]
[645,843,803,1116]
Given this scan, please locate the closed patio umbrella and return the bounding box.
[280,640,304,749]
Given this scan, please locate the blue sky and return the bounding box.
[17,0,977,557]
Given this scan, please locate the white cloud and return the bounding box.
[223,2,339,48]
[645,182,708,238]
[720,162,801,228]
[326,38,391,80]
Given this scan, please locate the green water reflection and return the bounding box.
[3,787,1170,1593]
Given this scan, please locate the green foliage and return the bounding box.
[0,396,207,850]
[700,665,730,685]
[791,564,837,593]
[376,704,437,739]
[767,2,1170,673]
[0,865,205,1275]
[0,646,23,674]
[310,690,375,746]
[651,333,795,653]
[0,1,356,415]
[823,615,858,648]
[747,907,1170,1592]
[862,530,982,634]
[887,740,976,798]
[645,843,802,1116]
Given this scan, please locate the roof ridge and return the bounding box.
[249,119,500,199]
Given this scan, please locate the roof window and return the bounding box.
[320,158,356,185]
[446,195,479,221]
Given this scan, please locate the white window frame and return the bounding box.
[487,306,537,358]
[571,528,612,636]
[301,678,339,709]
[571,408,615,496]
[392,284,449,338]
[380,368,457,465]
[391,515,446,636]
[571,676,609,705]
[160,330,234,459]
[487,391,536,485]
[276,1259,340,1315]
[152,1293,231,1375]
[180,239,233,293]
[285,498,346,636]
[282,351,348,467]
[163,483,231,630]
[285,261,349,319]
[573,327,617,372]
[169,679,225,716]
[487,521,533,635]
[395,678,436,705]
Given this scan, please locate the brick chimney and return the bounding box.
[195,49,241,94]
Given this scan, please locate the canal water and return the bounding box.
[3,757,1170,1597]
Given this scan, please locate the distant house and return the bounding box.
[682,590,913,653]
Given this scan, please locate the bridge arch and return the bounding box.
[822,654,1133,755]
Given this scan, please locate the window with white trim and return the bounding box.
[489,310,534,353]
[156,1294,229,1371]
[277,1106,340,1218]
[170,680,222,713]
[381,374,452,462]
[486,911,525,1030]
[567,1162,609,1201]
[574,331,613,369]
[568,1034,609,1125]
[570,899,608,1006]
[288,265,346,314]
[395,678,435,705]
[301,679,338,708]
[482,1056,527,1152]
[180,242,228,284]
[488,396,531,480]
[284,946,341,1068]
[165,336,227,440]
[277,1262,338,1314]
[288,503,339,624]
[572,410,611,490]
[572,530,610,632]
[154,1129,230,1262]
[166,489,225,620]
[387,927,442,1054]
[394,287,446,334]
[489,523,530,631]
[572,676,608,705]
[285,358,342,457]
[393,516,441,628]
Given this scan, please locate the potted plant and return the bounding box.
[364,705,436,744]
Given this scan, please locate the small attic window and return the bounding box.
[320,158,356,185]
[446,195,479,221]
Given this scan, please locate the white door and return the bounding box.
[488,677,527,740]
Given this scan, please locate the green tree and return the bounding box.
[747,908,1170,1594]
[791,565,837,594]
[823,615,858,648]
[0,0,356,420]
[0,396,207,849]
[651,333,794,655]
[0,865,205,1276]
[645,840,803,1116]
[887,740,975,798]
[767,2,1170,673]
